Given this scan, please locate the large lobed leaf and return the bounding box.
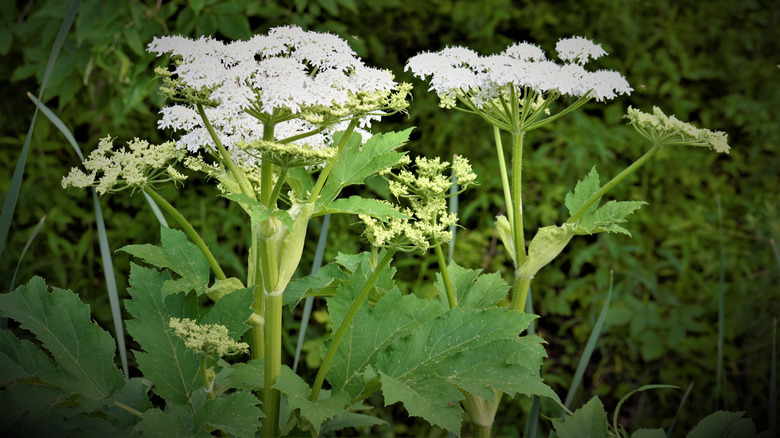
[553,396,610,438]
[434,262,509,310]
[318,128,412,205]
[316,195,409,221]
[273,365,351,433]
[0,277,124,409]
[120,226,209,297]
[375,306,556,435]
[124,264,201,406]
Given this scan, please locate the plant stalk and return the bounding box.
[262,292,283,438]
[493,126,514,227]
[201,354,215,400]
[434,244,457,309]
[510,131,526,268]
[307,119,359,203]
[310,249,396,401]
[196,103,256,201]
[142,186,226,281]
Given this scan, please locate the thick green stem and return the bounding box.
[201,354,215,400]
[307,119,359,203]
[268,167,288,207]
[567,142,662,224]
[462,390,501,438]
[262,293,283,438]
[142,186,226,281]
[310,249,396,401]
[511,275,531,312]
[248,225,264,360]
[434,244,457,309]
[493,126,514,227]
[196,103,256,201]
[511,131,527,267]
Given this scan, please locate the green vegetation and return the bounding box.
[1,0,777,436]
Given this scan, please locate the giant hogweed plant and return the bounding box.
[0,28,734,437]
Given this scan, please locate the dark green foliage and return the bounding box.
[1,0,778,435]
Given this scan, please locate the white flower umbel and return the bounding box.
[406,36,631,131]
[149,26,407,131]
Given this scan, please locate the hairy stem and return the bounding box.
[196,103,256,201]
[201,354,215,400]
[510,131,527,267]
[142,186,226,281]
[511,275,532,312]
[493,126,514,227]
[310,249,396,401]
[262,292,283,438]
[434,244,457,309]
[307,119,359,203]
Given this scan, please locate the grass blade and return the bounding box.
[1,215,47,330]
[0,0,80,262]
[770,316,777,436]
[94,191,129,379]
[612,384,677,436]
[143,191,170,227]
[292,214,331,373]
[666,381,693,438]
[562,270,614,413]
[716,196,725,408]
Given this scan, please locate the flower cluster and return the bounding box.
[62,136,186,195]
[149,26,410,157]
[361,155,476,251]
[169,317,249,357]
[406,36,631,110]
[625,106,730,153]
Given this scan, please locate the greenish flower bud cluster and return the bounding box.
[62,136,186,195]
[239,139,337,169]
[154,65,218,107]
[361,155,476,251]
[625,106,730,153]
[169,317,249,357]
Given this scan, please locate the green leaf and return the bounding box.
[564,167,646,236]
[375,307,555,435]
[284,262,349,308]
[686,411,745,438]
[0,329,58,386]
[273,366,351,433]
[216,14,252,40]
[577,200,647,236]
[320,411,387,435]
[124,264,201,406]
[195,392,262,438]
[325,287,443,397]
[434,262,509,309]
[554,397,610,438]
[120,226,209,297]
[134,409,197,438]
[317,195,409,220]
[565,166,601,218]
[318,128,412,204]
[224,359,265,391]
[518,224,577,279]
[0,277,124,409]
[286,167,314,200]
[200,286,254,341]
[631,429,667,438]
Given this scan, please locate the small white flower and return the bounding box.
[556,36,607,65]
